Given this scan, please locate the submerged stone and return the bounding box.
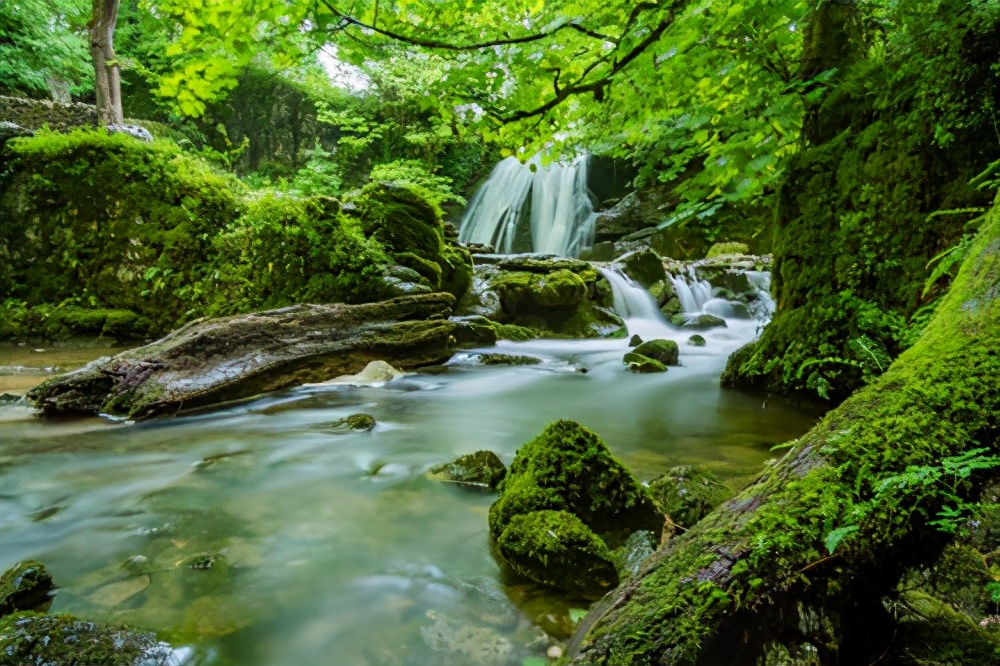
[648,465,732,529]
[429,451,507,490]
[0,560,54,616]
[0,612,186,665]
[670,313,727,330]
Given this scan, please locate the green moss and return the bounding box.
[670,313,727,330]
[324,413,377,432]
[632,339,679,366]
[488,321,538,342]
[496,510,619,598]
[687,335,707,347]
[647,465,732,529]
[0,612,176,664]
[623,353,667,374]
[429,450,507,490]
[0,561,54,616]
[618,249,666,288]
[490,420,663,546]
[706,242,750,258]
[570,197,1000,664]
[476,353,542,366]
[494,269,588,312]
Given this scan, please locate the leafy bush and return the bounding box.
[368,159,464,209]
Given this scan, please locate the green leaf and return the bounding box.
[824,525,858,554]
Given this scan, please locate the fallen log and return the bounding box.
[567,201,1000,665]
[27,293,457,420]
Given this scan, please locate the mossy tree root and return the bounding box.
[567,198,1000,665]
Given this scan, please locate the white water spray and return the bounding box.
[458,155,597,257]
[670,267,714,314]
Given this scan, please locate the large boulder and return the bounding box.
[489,421,663,596]
[614,249,666,288]
[631,339,680,366]
[28,294,458,420]
[456,256,625,339]
[351,182,473,300]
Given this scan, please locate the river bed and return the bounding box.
[0,293,822,665]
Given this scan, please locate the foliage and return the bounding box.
[0,0,91,98]
[369,159,463,209]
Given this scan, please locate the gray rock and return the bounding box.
[106,123,154,142]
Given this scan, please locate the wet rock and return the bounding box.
[631,339,679,366]
[670,313,728,330]
[320,360,405,386]
[612,529,658,578]
[474,354,542,367]
[324,413,377,433]
[628,334,643,348]
[0,393,21,405]
[495,510,619,598]
[648,465,732,529]
[28,294,457,420]
[0,561,55,616]
[429,451,507,490]
[623,353,668,374]
[456,260,625,339]
[489,421,663,596]
[614,249,666,288]
[0,611,187,665]
[449,315,499,347]
[184,552,226,571]
[687,334,707,347]
[88,575,150,607]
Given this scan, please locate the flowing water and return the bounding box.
[0,277,821,665]
[458,156,597,257]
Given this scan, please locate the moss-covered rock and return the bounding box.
[647,465,732,529]
[429,450,507,490]
[325,413,377,433]
[671,313,727,330]
[351,181,474,300]
[0,612,181,665]
[456,260,625,339]
[623,353,667,374]
[489,421,663,595]
[632,339,680,366]
[687,334,707,347]
[475,353,543,366]
[0,561,54,616]
[628,334,643,348]
[495,510,619,598]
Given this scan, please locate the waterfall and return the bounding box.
[669,267,714,313]
[458,155,597,257]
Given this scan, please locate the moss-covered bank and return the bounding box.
[0,129,472,341]
[567,195,1000,664]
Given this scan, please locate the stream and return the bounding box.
[0,270,822,665]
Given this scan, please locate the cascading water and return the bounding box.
[670,267,714,313]
[598,267,673,340]
[458,155,597,257]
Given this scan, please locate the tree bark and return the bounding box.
[89,0,123,125]
[567,196,1000,664]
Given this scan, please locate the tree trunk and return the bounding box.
[568,196,1000,664]
[89,0,123,125]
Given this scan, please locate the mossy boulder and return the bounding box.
[628,334,643,347]
[647,465,732,529]
[429,450,507,490]
[456,260,625,339]
[623,353,668,374]
[494,510,619,598]
[489,421,663,595]
[351,182,474,300]
[0,612,181,665]
[0,561,54,616]
[632,339,679,366]
[670,313,727,330]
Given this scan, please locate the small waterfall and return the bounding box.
[670,267,714,313]
[458,155,597,257]
[746,271,776,320]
